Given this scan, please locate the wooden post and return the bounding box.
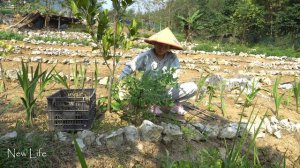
[58,16,61,30]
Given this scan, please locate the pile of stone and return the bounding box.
[1,117,299,151]
[20,30,91,41]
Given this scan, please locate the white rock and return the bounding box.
[124,125,139,143]
[74,138,86,151]
[279,83,293,90]
[77,130,95,146]
[219,123,238,139]
[13,57,22,62]
[31,56,42,62]
[99,77,109,85]
[256,132,266,138]
[273,130,282,139]
[295,123,300,132]
[139,120,163,142]
[6,69,18,80]
[279,119,290,129]
[105,128,124,148]
[0,131,17,140]
[270,116,279,125]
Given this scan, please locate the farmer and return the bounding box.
[119,27,198,115]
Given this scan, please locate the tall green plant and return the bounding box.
[293,78,300,113]
[17,61,55,127]
[53,71,69,89]
[70,0,138,112]
[93,62,100,91]
[272,77,284,117]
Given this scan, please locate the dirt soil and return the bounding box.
[0,35,300,167]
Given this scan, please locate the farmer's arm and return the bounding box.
[119,53,146,80]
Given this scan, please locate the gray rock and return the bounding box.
[185,124,206,141]
[124,125,139,143]
[206,74,223,86]
[204,124,220,138]
[0,131,17,140]
[139,120,163,142]
[161,122,183,143]
[105,128,124,148]
[54,131,70,142]
[219,123,238,139]
[95,134,105,146]
[96,134,106,146]
[219,147,226,160]
[192,123,205,131]
[77,130,95,146]
[273,130,282,139]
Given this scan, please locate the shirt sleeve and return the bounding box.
[170,54,180,79]
[119,52,146,80]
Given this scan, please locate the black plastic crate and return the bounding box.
[47,89,96,131]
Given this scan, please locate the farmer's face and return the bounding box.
[154,43,170,57]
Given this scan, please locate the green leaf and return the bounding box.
[74,138,88,168]
[111,101,122,111]
[70,0,79,15]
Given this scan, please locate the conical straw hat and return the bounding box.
[144,27,183,50]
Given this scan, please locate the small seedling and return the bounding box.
[218,82,226,117]
[207,85,215,111]
[244,80,260,107]
[195,73,208,102]
[272,76,285,117]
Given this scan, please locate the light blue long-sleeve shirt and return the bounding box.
[119,48,180,79]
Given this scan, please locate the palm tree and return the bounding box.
[177,10,202,42]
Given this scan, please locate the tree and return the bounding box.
[275,3,300,50]
[177,10,202,42]
[70,0,138,112]
[231,1,265,43]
